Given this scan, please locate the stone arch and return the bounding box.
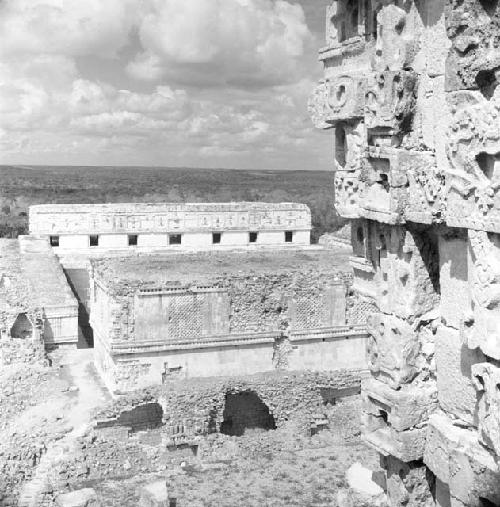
[220,390,276,437]
[10,313,33,339]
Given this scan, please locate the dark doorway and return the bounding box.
[220,391,276,436]
[10,313,33,339]
[117,403,164,433]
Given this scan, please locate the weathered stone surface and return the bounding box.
[363,422,427,463]
[312,1,500,505]
[366,312,419,388]
[465,230,500,359]
[139,481,169,507]
[337,462,388,507]
[445,0,500,92]
[56,488,100,507]
[362,378,437,432]
[89,250,369,391]
[384,456,435,507]
[435,325,484,426]
[425,412,500,506]
[446,90,500,233]
[472,362,500,456]
[438,232,470,330]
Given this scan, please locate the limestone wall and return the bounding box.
[28,202,312,253]
[310,1,500,505]
[89,251,369,391]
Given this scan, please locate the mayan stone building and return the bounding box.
[310,1,500,506]
[29,202,311,256]
[89,250,369,392]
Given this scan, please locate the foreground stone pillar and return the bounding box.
[310,1,500,505]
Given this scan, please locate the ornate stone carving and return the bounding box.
[464,230,500,360]
[309,76,367,128]
[334,170,361,218]
[372,4,416,73]
[446,88,500,232]
[365,71,418,138]
[308,80,332,130]
[472,362,500,458]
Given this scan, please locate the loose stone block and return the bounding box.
[362,405,428,463]
[56,488,100,507]
[425,412,500,506]
[139,481,169,507]
[362,378,437,432]
[384,456,435,507]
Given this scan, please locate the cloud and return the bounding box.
[0,0,137,58]
[127,0,313,87]
[0,0,331,170]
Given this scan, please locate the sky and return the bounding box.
[0,0,333,171]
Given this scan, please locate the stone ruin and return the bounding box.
[88,250,370,392]
[309,0,500,505]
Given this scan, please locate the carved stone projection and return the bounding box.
[446,88,500,232]
[472,362,500,457]
[310,0,500,505]
[464,229,500,359]
[445,0,500,92]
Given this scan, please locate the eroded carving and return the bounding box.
[472,362,500,457]
[447,88,500,232]
[464,230,500,360]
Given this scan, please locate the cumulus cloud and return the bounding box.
[0,0,137,58]
[127,0,313,87]
[0,0,330,170]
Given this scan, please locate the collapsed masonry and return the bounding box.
[310,1,500,506]
[0,236,78,363]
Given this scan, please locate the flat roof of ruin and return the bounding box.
[29,202,310,213]
[0,237,77,317]
[19,236,77,309]
[92,247,351,293]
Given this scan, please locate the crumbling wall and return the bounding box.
[42,370,363,495]
[310,0,500,505]
[91,263,354,345]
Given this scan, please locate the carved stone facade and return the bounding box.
[29,202,312,254]
[88,251,368,392]
[311,1,500,505]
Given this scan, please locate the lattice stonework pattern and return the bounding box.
[292,296,327,330]
[167,294,203,340]
[133,288,230,343]
[347,298,378,325]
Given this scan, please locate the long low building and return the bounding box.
[29,202,312,254]
[89,249,370,393]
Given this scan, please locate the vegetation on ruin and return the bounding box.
[0,165,347,242]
